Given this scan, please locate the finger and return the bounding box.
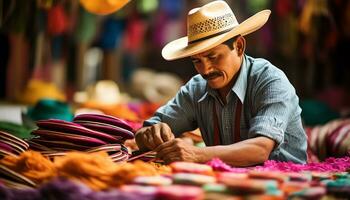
[163,152,182,164]
[160,124,174,142]
[135,130,147,150]
[151,125,164,146]
[154,139,175,152]
[157,143,179,159]
[143,131,156,150]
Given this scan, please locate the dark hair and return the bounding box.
[222,35,240,50]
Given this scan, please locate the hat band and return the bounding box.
[188,27,233,44]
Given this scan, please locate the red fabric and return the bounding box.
[275,0,293,17]
[213,101,242,145]
[47,4,68,35]
[123,16,147,53]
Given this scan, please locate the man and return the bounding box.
[135,0,307,166]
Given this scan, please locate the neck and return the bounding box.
[217,78,235,104]
[217,67,241,104]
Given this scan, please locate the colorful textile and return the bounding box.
[28,115,132,162]
[0,131,29,157]
[306,118,350,160]
[19,80,66,106]
[0,122,33,140]
[300,100,340,126]
[79,0,130,15]
[0,178,154,200]
[1,154,350,199]
[207,157,350,173]
[0,151,165,190]
[0,151,56,184]
[27,99,73,122]
[47,4,68,36]
[98,18,125,50]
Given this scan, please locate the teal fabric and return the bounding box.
[300,100,339,126]
[27,99,73,122]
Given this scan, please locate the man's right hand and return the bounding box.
[135,122,175,151]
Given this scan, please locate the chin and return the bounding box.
[208,82,224,89]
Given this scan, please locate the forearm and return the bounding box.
[196,136,275,167]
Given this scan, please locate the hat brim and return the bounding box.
[162,10,271,61]
[80,0,130,15]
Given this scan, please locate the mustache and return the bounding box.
[202,71,222,80]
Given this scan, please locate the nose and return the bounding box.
[196,58,213,75]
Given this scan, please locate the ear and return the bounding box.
[235,36,246,56]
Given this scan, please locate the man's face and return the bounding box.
[191,43,241,90]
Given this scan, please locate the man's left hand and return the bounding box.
[155,138,202,164]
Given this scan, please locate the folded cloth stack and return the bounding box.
[0,131,29,157]
[28,114,134,162]
[73,114,135,141]
[0,164,36,189]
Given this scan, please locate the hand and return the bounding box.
[135,123,175,151]
[155,138,202,164]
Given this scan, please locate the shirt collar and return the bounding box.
[198,55,250,103]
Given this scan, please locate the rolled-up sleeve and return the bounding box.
[248,74,294,149]
[143,83,198,137]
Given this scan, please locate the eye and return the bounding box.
[208,55,217,61]
[191,58,201,64]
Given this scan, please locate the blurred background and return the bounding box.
[0,0,349,127]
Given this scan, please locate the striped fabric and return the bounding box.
[306,119,350,161]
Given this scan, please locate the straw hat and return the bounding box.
[162,0,271,60]
[143,72,183,104]
[80,0,130,15]
[130,69,183,104]
[86,80,121,105]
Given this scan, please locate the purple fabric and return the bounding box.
[0,142,13,153]
[0,131,29,149]
[0,178,157,200]
[73,114,133,132]
[30,138,91,151]
[206,158,248,173]
[0,184,41,200]
[40,178,92,200]
[75,122,134,139]
[36,119,119,143]
[257,157,350,172]
[207,157,350,173]
[0,139,27,154]
[0,184,13,200]
[31,130,107,147]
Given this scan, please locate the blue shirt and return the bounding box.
[144,55,307,164]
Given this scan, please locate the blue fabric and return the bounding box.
[98,18,125,50]
[144,55,307,164]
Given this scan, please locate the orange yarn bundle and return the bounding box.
[0,151,56,183]
[54,151,118,190]
[0,151,167,190]
[110,160,160,187]
[149,162,172,175]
